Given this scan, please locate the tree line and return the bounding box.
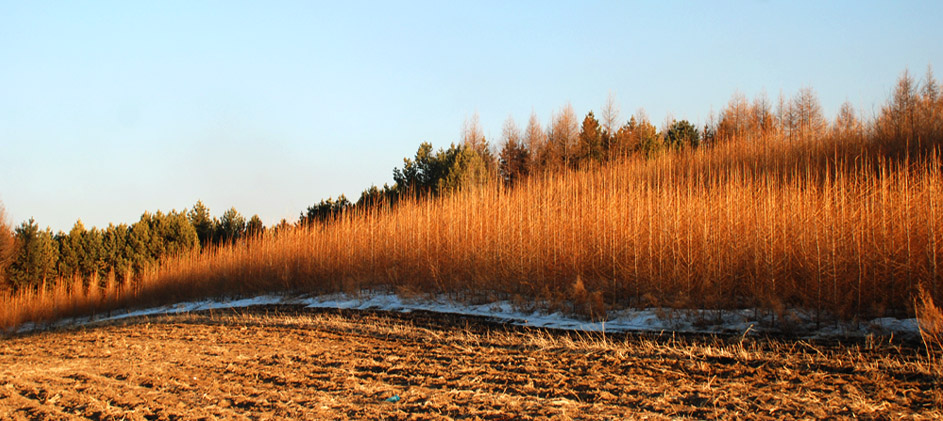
[0,201,264,291]
[2,67,940,292]
[310,67,943,221]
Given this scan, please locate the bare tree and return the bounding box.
[920,66,942,144]
[600,92,621,138]
[0,202,15,287]
[501,114,521,146]
[524,111,550,173]
[776,90,793,141]
[752,91,775,137]
[549,102,579,167]
[717,91,752,141]
[462,112,488,152]
[462,111,496,171]
[523,111,547,152]
[792,86,826,141]
[832,101,862,139]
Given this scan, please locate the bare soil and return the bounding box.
[0,306,940,420]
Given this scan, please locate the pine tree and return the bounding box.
[576,111,604,164]
[188,200,215,248]
[82,227,105,280]
[665,119,700,149]
[102,223,131,281]
[57,220,88,279]
[127,213,155,274]
[498,115,529,185]
[156,210,199,257]
[439,145,491,193]
[247,215,264,237]
[218,207,246,243]
[462,112,497,173]
[632,110,661,157]
[7,219,59,289]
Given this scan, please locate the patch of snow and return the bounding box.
[298,292,923,340]
[11,291,924,340]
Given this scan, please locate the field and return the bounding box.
[0,307,940,420]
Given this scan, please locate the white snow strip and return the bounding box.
[298,292,921,339]
[14,291,922,339]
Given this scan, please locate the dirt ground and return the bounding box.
[0,306,940,420]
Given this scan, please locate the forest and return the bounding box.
[0,68,941,329]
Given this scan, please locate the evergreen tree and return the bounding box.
[7,219,59,289]
[576,111,604,164]
[393,142,452,197]
[498,116,529,185]
[301,196,351,225]
[82,227,105,279]
[665,119,700,149]
[462,112,497,173]
[610,118,636,160]
[155,210,199,257]
[439,145,491,193]
[56,220,88,279]
[102,223,131,281]
[188,200,215,248]
[218,207,246,242]
[247,215,264,237]
[356,184,397,208]
[127,213,156,273]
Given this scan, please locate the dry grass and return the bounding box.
[916,284,943,372]
[2,134,942,332]
[0,307,939,419]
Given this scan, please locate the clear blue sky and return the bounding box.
[1,1,941,232]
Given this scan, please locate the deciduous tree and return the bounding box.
[462,112,496,172]
[600,92,621,151]
[832,101,862,139]
[526,111,554,173]
[0,203,15,287]
[549,103,579,167]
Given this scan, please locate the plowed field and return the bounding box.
[0,307,940,420]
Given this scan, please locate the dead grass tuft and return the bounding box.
[915,284,943,370]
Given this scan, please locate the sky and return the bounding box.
[1,1,942,232]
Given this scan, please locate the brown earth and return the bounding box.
[0,306,940,420]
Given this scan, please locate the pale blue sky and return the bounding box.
[1,1,941,231]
